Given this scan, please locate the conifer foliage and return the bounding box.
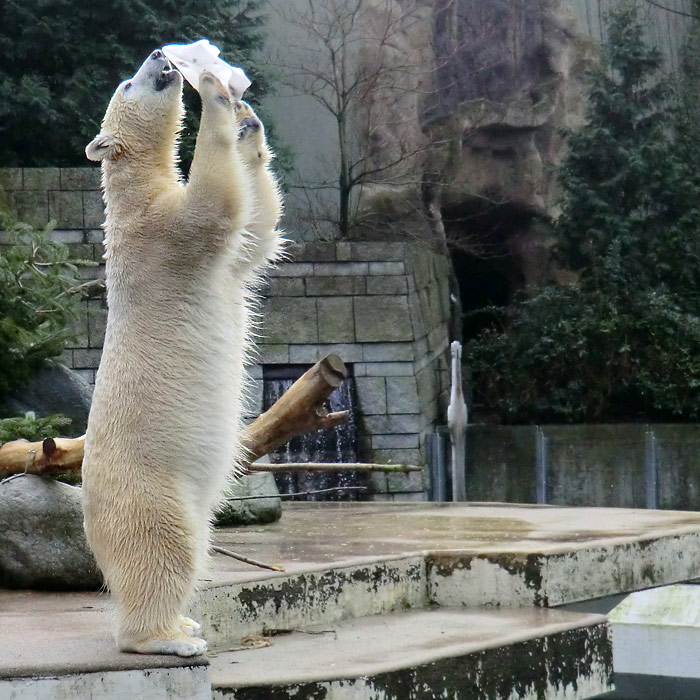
[0,0,272,167]
[0,212,83,396]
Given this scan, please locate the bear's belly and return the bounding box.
[84,282,248,493]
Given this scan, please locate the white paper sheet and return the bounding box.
[162,39,251,98]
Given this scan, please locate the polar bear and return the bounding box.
[82,49,282,657]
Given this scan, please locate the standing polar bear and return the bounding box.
[82,49,282,657]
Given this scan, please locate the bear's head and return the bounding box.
[86,50,183,163]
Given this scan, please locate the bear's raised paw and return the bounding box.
[199,70,233,107]
[235,101,267,164]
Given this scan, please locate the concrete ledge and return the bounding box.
[4,503,700,698]
[0,591,210,699]
[192,555,426,646]
[609,585,700,680]
[0,591,209,680]
[210,607,612,700]
[1,666,210,700]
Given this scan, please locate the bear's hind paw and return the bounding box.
[120,631,208,657]
[179,615,202,636]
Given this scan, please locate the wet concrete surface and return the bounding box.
[206,502,700,585]
[209,607,610,696]
[3,502,700,681]
[0,589,207,678]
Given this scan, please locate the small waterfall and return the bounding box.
[263,366,364,501]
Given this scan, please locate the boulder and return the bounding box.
[215,470,282,526]
[0,474,101,590]
[0,363,93,435]
[0,468,281,590]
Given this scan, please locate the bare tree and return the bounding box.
[269,0,451,240]
[266,0,513,343]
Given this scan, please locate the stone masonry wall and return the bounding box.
[0,168,452,500]
[253,240,452,500]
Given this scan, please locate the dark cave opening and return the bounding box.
[443,199,537,342]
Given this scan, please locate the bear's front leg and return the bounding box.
[184,71,252,243]
[234,101,284,275]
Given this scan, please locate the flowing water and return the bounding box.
[262,368,365,501]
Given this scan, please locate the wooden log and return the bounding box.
[0,436,86,478]
[0,354,350,480]
[240,354,349,465]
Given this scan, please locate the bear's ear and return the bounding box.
[85,133,121,162]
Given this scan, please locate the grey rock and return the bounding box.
[215,471,282,527]
[1,363,93,435]
[0,470,283,590]
[0,474,102,590]
[355,0,596,288]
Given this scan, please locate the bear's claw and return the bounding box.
[238,116,261,139]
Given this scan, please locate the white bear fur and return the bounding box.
[81,50,283,657]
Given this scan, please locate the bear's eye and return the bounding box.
[124,82,132,92]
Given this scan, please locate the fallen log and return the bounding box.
[0,354,351,480]
[0,436,85,477]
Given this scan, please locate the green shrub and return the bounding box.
[0,411,72,445]
[470,286,700,423]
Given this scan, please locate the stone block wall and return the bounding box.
[252,241,452,500]
[1,168,452,501]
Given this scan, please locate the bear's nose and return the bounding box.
[151,50,164,60]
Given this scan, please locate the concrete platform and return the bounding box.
[3,502,700,699]
[210,607,612,699]
[0,590,210,699]
[205,502,700,616]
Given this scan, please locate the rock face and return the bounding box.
[0,474,101,590]
[357,0,597,290]
[0,363,93,435]
[429,0,595,213]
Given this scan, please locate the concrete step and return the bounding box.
[209,607,613,700]
[191,554,428,648]
[193,502,700,645]
[5,502,700,699]
[0,591,210,700]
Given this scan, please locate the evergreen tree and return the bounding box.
[0,206,85,396]
[555,2,700,300]
[0,0,275,167]
[468,2,700,423]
